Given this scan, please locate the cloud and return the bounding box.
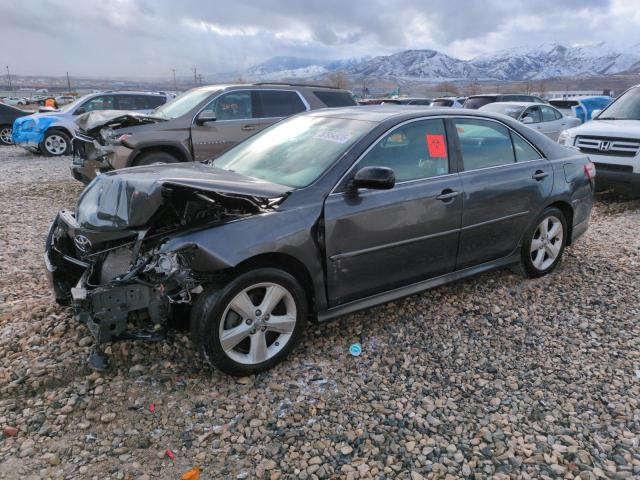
[0,0,637,78]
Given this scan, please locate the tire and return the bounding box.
[132,151,179,167]
[521,207,567,278]
[191,268,308,376]
[40,130,71,156]
[0,125,12,145]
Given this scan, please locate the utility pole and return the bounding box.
[192,67,197,85]
[171,69,177,92]
[66,72,71,92]
[6,66,13,92]
[198,73,203,85]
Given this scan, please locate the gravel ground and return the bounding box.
[0,145,638,480]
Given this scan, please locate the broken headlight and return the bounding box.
[100,127,130,145]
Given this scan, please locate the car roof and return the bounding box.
[307,105,528,123]
[487,101,548,107]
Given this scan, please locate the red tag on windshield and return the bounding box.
[426,134,447,158]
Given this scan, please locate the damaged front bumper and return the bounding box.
[71,132,133,184]
[45,211,182,348]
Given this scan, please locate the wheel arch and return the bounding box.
[233,253,317,318]
[544,200,574,245]
[130,143,191,166]
[45,125,74,138]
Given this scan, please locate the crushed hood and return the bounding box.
[76,162,290,231]
[75,110,162,135]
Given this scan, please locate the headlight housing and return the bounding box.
[557,130,574,146]
[100,127,131,145]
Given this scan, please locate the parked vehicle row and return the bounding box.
[70,83,358,182]
[11,91,170,156]
[45,105,595,373]
[558,84,640,197]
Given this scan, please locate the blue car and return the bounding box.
[548,96,612,124]
[12,91,168,156]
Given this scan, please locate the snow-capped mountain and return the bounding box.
[236,42,640,82]
[470,42,640,80]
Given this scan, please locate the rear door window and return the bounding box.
[541,105,559,122]
[313,91,356,107]
[133,95,166,110]
[357,119,449,182]
[454,118,516,170]
[115,95,136,110]
[255,90,307,118]
[511,133,542,162]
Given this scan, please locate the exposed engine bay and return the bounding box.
[45,165,289,369]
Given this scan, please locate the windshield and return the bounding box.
[479,103,525,119]
[58,94,92,113]
[464,97,495,109]
[213,115,373,188]
[152,88,217,119]
[596,87,640,120]
[432,99,453,107]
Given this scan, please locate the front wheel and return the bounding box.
[191,268,308,376]
[41,130,71,156]
[132,151,179,166]
[522,207,567,278]
[0,125,12,145]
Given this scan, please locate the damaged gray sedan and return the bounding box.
[45,107,594,375]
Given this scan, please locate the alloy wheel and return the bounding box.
[44,134,68,155]
[0,127,12,145]
[218,282,297,365]
[530,215,563,271]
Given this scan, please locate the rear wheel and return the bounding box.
[191,268,307,376]
[522,207,567,278]
[0,125,12,145]
[41,130,71,156]
[132,151,179,166]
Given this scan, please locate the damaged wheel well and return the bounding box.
[234,253,316,318]
[132,146,189,165]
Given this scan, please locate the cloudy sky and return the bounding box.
[2,0,640,78]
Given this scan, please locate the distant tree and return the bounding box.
[465,79,481,96]
[536,79,548,98]
[435,81,459,96]
[327,71,348,89]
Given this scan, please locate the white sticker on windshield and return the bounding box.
[313,130,353,144]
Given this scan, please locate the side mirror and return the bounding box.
[196,112,216,125]
[75,107,86,115]
[591,109,602,119]
[349,166,395,191]
[521,116,534,124]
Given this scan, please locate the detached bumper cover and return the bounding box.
[44,212,169,343]
[13,116,55,148]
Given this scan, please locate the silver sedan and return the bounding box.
[480,102,581,141]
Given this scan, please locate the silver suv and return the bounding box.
[12,91,169,156]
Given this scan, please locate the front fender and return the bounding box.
[158,203,328,309]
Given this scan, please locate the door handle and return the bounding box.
[241,125,256,131]
[436,189,460,201]
[532,170,549,181]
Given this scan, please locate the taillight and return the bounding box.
[584,162,596,183]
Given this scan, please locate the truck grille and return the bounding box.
[575,136,640,157]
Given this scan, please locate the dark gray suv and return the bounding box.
[46,107,594,374]
[70,83,357,182]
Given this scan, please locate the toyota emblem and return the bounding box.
[74,235,92,253]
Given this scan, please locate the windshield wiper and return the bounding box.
[596,117,629,120]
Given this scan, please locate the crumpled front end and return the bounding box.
[44,168,286,368]
[70,132,118,183]
[13,116,56,150]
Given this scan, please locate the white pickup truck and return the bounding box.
[558,85,640,197]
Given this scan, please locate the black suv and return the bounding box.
[464,94,546,109]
